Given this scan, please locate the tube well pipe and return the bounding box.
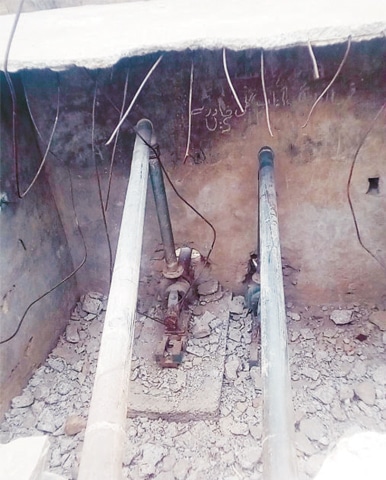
[78,119,153,480]
[258,146,298,480]
[149,154,180,276]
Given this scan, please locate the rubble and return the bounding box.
[369,311,386,331]
[0,289,385,480]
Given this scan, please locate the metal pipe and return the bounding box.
[78,119,153,480]
[258,146,298,480]
[149,153,183,278]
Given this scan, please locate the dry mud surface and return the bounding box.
[1,288,385,479]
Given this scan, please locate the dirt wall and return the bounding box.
[1,41,385,422]
[0,73,78,419]
[18,40,385,306]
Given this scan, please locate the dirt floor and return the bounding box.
[0,271,385,479]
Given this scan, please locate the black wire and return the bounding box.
[347,103,386,273]
[3,0,25,199]
[136,310,165,326]
[91,81,113,284]
[0,166,87,345]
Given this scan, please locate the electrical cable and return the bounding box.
[136,310,165,326]
[307,40,320,80]
[105,70,129,211]
[261,49,273,137]
[0,166,87,345]
[347,103,386,273]
[223,48,244,114]
[3,0,26,198]
[131,127,217,307]
[18,76,60,197]
[302,36,351,128]
[92,82,113,284]
[105,54,164,146]
[183,60,194,164]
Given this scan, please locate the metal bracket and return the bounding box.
[155,334,186,368]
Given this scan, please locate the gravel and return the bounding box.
[0,288,385,480]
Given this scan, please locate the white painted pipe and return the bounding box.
[258,146,298,480]
[78,119,153,480]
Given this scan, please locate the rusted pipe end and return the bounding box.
[258,146,274,170]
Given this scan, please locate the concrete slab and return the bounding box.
[128,290,231,420]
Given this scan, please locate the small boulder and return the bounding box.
[330,310,353,325]
[64,415,87,436]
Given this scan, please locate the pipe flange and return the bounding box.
[165,279,191,296]
[163,264,184,279]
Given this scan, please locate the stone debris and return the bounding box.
[64,415,86,436]
[372,365,386,385]
[197,279,219,296]
[369,310,386,331]
[229,295,245,315]
[353,381,376,406]
[37,410,59,434]
[65,323,80,343]
[11,391,34,409]
[224,356,240,381]
[1,289,385,480]
[301,367,320,381]
[192,312,213,338]
[330,309,353,325]
[80,292,104,315]
[299,418,326,441]
[312,386,336,405]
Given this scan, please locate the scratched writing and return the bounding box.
[191,91,257,134]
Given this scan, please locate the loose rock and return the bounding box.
[229,296,244,315]
[11,391,34,408]
[312,385,336,405]
[139,443,166,477]
[299,418,326,441]
[65,323,80,343]
[295,431,316,455]
[330,310,353,325]
[197,279,219,296]
[64,415,86,436]
[192,312,213,339]
[237,445,262,470]
[37,410,57,433]
[225,357,240,381]
[81,292,103,315]
[301,367,320,381]
[354,381,376,405]
[369,311,386,331]
[372,365,386,385]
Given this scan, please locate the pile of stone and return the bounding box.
[0,288,385,480]
[0,292,107,480]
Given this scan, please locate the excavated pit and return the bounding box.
[1,31,386,480]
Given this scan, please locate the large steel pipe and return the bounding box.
[78,119,153,480]
[149,153,182,278]
[258,146,298,480]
